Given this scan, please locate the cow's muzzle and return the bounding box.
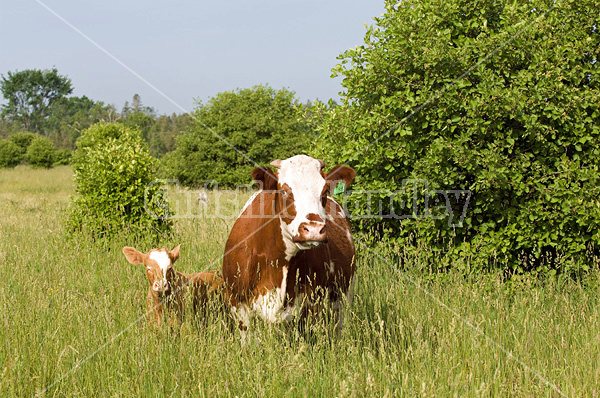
[153,279,169,292]
[293,222,327,244]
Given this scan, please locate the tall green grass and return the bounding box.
[0,166,598,397]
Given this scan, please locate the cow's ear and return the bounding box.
[326,165,356,193]
[270,159,282,169]
[122,247,145,265]
[169,244,181,263]
[251,167,278,191]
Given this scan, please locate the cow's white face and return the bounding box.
[250,155,356,261]
[272,155,329,257]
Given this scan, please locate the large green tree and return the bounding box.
[314,0,600,272]
[162,85,314,187]
[0,68,73,133]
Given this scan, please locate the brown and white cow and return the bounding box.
[122,245,224,326]
[222,155,356,334]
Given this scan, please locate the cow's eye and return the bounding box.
[321,194,327,207]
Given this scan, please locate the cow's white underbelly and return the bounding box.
[253,265,290,323]
[231,266,305,327]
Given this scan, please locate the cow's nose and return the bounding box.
[298,222,327,242]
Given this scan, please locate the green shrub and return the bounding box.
[0,139,22,167]
[314,0,600,273]
[69,122,172,237]
[72,121,127,151]
[8,132,37,156]
[25,136,56,168]
[52,149,72,166]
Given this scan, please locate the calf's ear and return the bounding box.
[326,165,356,192]
[122,247,145,265]
[169,244,181,263]
[251,166,278,191]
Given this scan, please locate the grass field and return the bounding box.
[1,166,599,397]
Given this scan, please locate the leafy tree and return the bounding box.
[146,113,193,157]
[314,0,600,272]
[46,96,118,148]
[0,139,22,168]
[162,85,314,187]
[25,135,56,168]
[0,118,20,139]
[119,94,156,143]
[119,111,155,141]
[0,68,73,133]
[72,121,126,152]
[69,122,171,237]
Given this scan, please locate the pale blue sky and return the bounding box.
[0,0,385,115]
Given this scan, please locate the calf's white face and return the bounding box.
[148,250,172,292]
[122,245,180,293]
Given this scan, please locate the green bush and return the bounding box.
[52,149,72,166]
[161,85,314,187]
[314,0,599,273]
[8,132,37,156]
[69,122,172,237]
[72,121,126,151]
[0,139,22,168]
[25,136,56,168]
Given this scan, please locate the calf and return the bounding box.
[122,245,224,327]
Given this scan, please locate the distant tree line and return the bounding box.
[0,68,194,167]
[0,69,314,175]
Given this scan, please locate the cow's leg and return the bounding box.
[333,274,356,337]
[297,303,311,336]
[231,304,251,343]
[295,284,318,336]
[147,294,163,328]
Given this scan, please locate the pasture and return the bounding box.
[1,166,599,397]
